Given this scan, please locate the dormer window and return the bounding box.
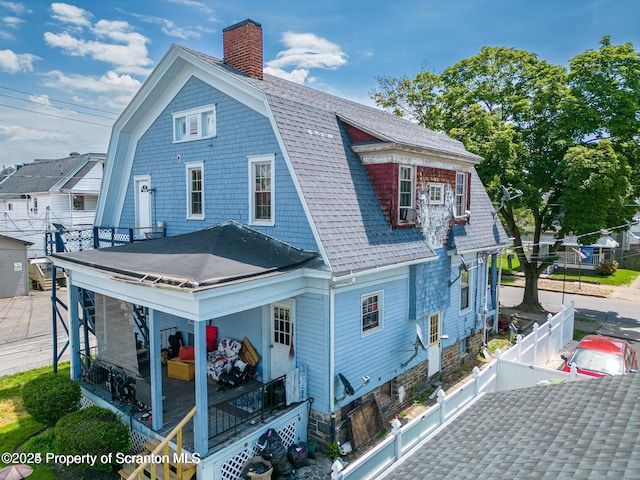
[429,183,445,205]
[399,166,415,222]
[173,105,216,143]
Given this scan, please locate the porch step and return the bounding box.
[117,439,196,480]
[118,464,179,480]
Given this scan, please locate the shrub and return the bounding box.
[22,373,81,426]
[20,429,56,455]
[595,259,618,276]
[55,406,130,471]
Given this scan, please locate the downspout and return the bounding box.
[493,248,504,333]
[329,277,356,414]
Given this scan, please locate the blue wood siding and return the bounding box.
[295,292,330,411]
[119,76,318,251]
[332,274,413,401]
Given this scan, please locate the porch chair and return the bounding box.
[206,337,242,382]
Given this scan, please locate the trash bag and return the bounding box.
[287,443,309,468]
[258,428,293,478]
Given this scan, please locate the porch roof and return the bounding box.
[51,220,319,290]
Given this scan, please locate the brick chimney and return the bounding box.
[223,19,263,80]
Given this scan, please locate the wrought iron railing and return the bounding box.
[208,376,287,446]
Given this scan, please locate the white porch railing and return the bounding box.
[339,302,586,480]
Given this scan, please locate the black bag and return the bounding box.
[258,428,293,478]
[287,444,309,468]
[168,332,182,358]
[219,364,249,388]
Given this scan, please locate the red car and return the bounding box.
[561,335,638,377]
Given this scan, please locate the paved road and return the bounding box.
[0,290,71,376]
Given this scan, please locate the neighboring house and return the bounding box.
[380,374,640,479]
[0,234,32,298]
[50,20,509,478]
[0,153,105,257]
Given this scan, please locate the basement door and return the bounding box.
[428,312,441,377]
[271,302,295,379]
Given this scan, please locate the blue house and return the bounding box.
[50,19,509,479]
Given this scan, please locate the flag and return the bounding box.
[571,247,587,261]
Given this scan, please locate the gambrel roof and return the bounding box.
[98,43,509,275]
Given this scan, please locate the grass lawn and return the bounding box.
[0,365,66,480]
[551,268,639,286]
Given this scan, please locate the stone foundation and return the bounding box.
[441,330,483,378]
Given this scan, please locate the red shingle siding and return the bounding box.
[223,20,263,80]
[365,163,398,225]
[346,125,380,143]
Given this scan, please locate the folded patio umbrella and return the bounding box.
[0,465,33,480]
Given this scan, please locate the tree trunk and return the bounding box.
[520,267,543,312]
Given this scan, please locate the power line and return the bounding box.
[0,85,120,117]
[0,102,113,127]
[0,92,118,121]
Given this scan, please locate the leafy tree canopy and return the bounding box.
[372,38,640,310]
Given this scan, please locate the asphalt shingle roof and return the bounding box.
[383,375,640,480]
[179,47,508,272]
[0,154,94,197]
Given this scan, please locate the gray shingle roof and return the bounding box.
[383,375,640,480]
[180,47,509,273]
[0,154,97,197]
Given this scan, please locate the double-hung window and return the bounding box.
[399,166,414,222]
[455,172,467,217]
[249,154,274,225]
[186,161,204,219]
[362,292,382,334]
[173,105,216,143]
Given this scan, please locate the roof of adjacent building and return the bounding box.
[51,220,319,290]
[0,153,104,198]
[382,374,640,480]
[178,47,509,273]
[0,233,33,246]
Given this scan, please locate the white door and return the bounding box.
[135,176,152,239]
[270,303,295,379]
[428,313,441,377]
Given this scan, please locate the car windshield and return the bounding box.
[569,348,624,375]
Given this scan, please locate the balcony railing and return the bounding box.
[46,225,166,255]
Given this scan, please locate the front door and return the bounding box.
[135,176,152,239]
[270,302,295,379]
[428,312,441,377]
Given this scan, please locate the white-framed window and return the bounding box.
[185,161,204,219]
[429,183,445,205]
[362,292,382,334]
[399,165,414,222]
[249,154,275,225]
[460,264,470,311]
[173,105,216,143]
[455,172,467,217]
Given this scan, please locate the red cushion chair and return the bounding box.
[206,326,218,351]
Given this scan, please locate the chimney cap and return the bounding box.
[223,18,261,33]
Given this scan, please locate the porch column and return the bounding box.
[69,285,81,380]
[148,309,163,430]
[194,320,208,454]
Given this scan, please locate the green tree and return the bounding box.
[372,39,639,311]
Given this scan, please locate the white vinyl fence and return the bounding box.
[338,302,585,480]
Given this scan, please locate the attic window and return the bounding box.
[173,105,216,143]
[455,172,468,218]
[429,183,445,205]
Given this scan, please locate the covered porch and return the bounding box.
[51,220,327,456]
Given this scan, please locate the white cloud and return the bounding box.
[3,15,22,27]
[0,1,31,15]
[163,0,213,16]
[28,94,52,107]
[50,2,92,27]
[43,70,141,110]
[265,32,347,84]
[0,49,39,73]
[44,18,153,75]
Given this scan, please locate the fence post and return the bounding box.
[515,334,523,361]
[391,417,402,461]
[532,322,539,365]
[472,366,480,397]
[437,389,446,424]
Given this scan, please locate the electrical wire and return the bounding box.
[0,102,113,127]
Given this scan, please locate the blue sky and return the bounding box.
[0,0,639,165]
